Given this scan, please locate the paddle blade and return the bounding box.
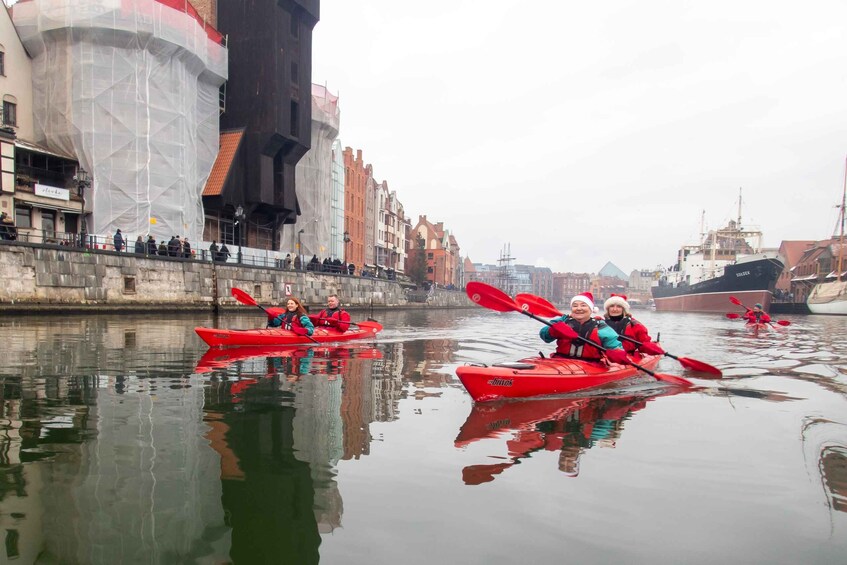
[466,282,520,313]
[676,356,723,376]
[776,320,791,326]
[729,296,743,306]
[515,293,562,318]
[725,313,741,319]
[653,373,695,387]
[232,288,258,307]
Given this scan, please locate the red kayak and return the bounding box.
[455,354,661,402]
[195,344,383,373]
[746,322,770,332]
[195,320,382,348]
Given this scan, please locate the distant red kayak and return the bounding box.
[456,354,662,402]
[195,320,383,347]
[746,322,770,332]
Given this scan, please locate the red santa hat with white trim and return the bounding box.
[570,292,595,310]
[604,293,631,314]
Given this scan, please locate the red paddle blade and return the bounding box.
[231,288,258,307]
[776,320,791,326]
[676,356,723,376]
[654,373,694,387]
[729,296,743,306]
[466,282,520,313]
[515,293,561,317]
[725,313,741,319]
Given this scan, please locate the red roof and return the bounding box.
[203,130,243,197]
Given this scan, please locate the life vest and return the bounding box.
[554,318,605,359]
[276,311,305,332]
[605,316,647,355]
[317,307,351,331]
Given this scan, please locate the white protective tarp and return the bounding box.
[282,84,340,262]
[12,0,227,243]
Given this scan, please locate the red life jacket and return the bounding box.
[554,318,604,359]
[606,316,651,355]
[316,308,351,332]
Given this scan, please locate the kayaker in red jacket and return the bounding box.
[539,292,623,360]
[269,297,315,336]
[742,303,771,324]
[311,294,351,332]
[603,294,653,357]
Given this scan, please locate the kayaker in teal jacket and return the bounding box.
[540,292,622,360]
[269,297,315,336]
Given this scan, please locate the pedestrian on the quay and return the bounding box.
[113,229,124,252]
[209,241,219,262]
[183,238,192,259]
[219,243,230,263]
[134,235,144,254]
[146,235,157,255]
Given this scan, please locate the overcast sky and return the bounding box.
[313,0,847,273]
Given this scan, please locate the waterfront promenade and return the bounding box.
[0,240,470,312]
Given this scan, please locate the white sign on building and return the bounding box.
[34,183,70,201]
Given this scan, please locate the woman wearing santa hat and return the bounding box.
[539,292,623,360]
[603,294,654,358]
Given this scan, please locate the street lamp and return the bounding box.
[234,205,246,264]
[343,230,351,263]
[73,168,90,247]
[297,228,305,270]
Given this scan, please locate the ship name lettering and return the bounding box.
[736,270,750,277]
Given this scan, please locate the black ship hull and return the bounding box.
[651,257,784,312]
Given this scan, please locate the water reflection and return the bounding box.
[0,310,846,562]
[455,387,683,484]
[802,417,847,517]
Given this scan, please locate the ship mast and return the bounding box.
[839,157,846,282]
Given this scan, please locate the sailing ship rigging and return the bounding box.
[807,156,847,315]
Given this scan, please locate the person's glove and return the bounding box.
[605,349,629,365]
[548,322,570,339]
[638,341,665,355]
[322,318,338,327]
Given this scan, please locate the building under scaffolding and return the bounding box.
[12,0,228,243]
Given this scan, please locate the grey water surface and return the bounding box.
[0,308,845,564]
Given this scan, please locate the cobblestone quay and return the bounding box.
[0,241,471,312]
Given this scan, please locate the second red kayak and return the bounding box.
[456,354,662,402]
[195,320,383,347]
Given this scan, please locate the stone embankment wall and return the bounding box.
[0,242,472,312]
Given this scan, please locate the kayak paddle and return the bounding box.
[231,288,319,343]
[516,293,722,376]
[467,282,693,387]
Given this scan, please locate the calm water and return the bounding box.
[0,308,846,564]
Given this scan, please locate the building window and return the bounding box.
[0,52,5,76]
[427,252,433,259]
[290,15,299,38]
[15,206,30,228]
[41,210,55,238]
[290,100,299,137]
[2,102,16,127]
[291,62,298,84]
